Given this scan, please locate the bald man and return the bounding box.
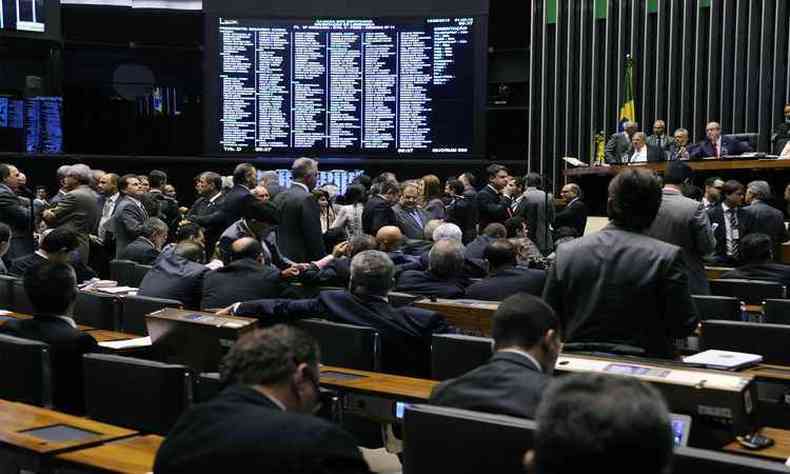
[376,226,403,253]
[694,121,752,159]
[647,120,675,151]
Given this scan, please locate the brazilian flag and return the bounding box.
[618,55,636,131]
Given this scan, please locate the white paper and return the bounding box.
[96,286,137,294]
[98,336,152,349]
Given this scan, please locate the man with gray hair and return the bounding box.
[259,170,283,199]
[222,250,450,377]
[397,239,469,298]
[605,121,638,164]
[50,164,72,207]
[42,164,99,264]
[432,222,463,243]
[273,157,326,262]
[744,180,788,254]
[119,217,169,265]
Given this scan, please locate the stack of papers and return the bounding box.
[95,286,137,294]
[97,336,152,350]
[683,350,762,370]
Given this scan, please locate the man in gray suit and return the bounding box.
[392,182,431,240]
[645,161,715,295]
[604,121,638,164]
[42,164,99,264]
[273,158,326,263]
[517,173,554,256]
[646,120,676,151]
[111,174,148,258]
[743,180,789,258]
[0,164,31,265]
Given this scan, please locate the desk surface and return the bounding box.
[0,401,137,454]
[723,427,790,461]
[86,329,137,343]
[1,312,93,332]
[55,434,163,474]
[412,299,498,336]
[320,366,438,402]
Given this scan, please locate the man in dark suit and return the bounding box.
[554,183,588,237]
[272,158,326,263]
[214,202,293,271]
[604,121,638,163]
[465,240,546,300]
[430,293,560,419]
[186,171,225,255]
[138,242,209,309]
[626,132,665,164]
[153,325,370,474]
[112,174,148,258]
[192,164,258,240]
[9,228,96,283]
[119,217,168,265]
[223,250,450,377]
[477,164,513,230]
[465,223,507,261]
[297,234,378,288]
[362,180,400,236]
[665,128,699,161]
[646,120,675,151]
[445,179,478,244]
[743,181,789,254]
[0,261,98,414]
[543,168,698,359]
[0,163,31,265]
[392,182,431,240]
[396,239,469,298]
[201,238,297,310]
[707,180,749,265]
[147,170,180,235]
[721,233,790,287]
[516,173,553,255]
[692,121,752,158]
[0,223,10,275]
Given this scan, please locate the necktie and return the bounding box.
[715,142,720,158]
[411,210,423,229]
[728,208,740,258]
[99,198,114,240]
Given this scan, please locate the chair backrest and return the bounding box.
[674,445,788,473]
[709,279,785,305]
[431,333,493,381]
[0,333,52,407]
[195,372,223,403]
[119,294,182,335]
[701,320,790,365]
[109,259,136,286]
[0,274,18,308]
[402,404,535,474]
[83,353,193,435]
[293,319,381,371]
[762,299,790,325]
[691,295,742,321]
[724,133,759,152]
[128,264,152,288]
[74,291,120,330]
[11,278,34,314]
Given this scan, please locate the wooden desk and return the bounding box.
[412,299,498,336]
[86,329,137,343]
[706,266,736,280]
[564,159,790,178]
[0,312,93,331]
[320,366,438,402]
[55,434,163,474]
[723,427,790,461]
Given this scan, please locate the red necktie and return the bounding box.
[715,142,720,157]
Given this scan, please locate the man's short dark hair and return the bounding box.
[0,222,11,243]
[200,171,223,191]
[231,238,263,261]
[486,164,508,181]
[663,161,693,185]
[484,239,517,269]
[24,261,78,315]
[220,325,319,387]
[461,172,476,187]
[704,176,723,188]
[140,217,168,240]
[119,174,138,193]
[176,222,203,243]
[233,163,256,186]
[607,168,662,232]
[504,216,525,238]
[0,163,11,181]
[242,200,280,225]
[175,242,205,264]
[482,223,507,238]
[148,170,167,188]
[526,173,543,188]
[721,180,744,197]
[446,179,465,195]
[40,228,80,254]
[492,293,559,350]
[740,233,773,263]
[534,373,673,474]
[380,181,400,196]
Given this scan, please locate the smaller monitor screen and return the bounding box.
[24,96,63,154]
[19,424,101,442]
[265,169,363,196]
[1,0,46,32]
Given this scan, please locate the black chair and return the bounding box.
[402,404,535,474]
[109,259,136,286]
[431,333,493,381]
[709,279,785,305]
[0,274,18,308]
[763,299,790,325]
[0,334,52,407]
[293,319,381,371]
[724,133,759,153]
[11,278,34,314]
[119,294,182,335]
[691,295,742,321]
[674,445,788,473]
[74,291,120,330]
[128,263,152,288]
[701,320,790,365]
[195,372,223,403]
[83,354,193,435]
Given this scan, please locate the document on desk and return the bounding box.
[95,286,137,294]
[98,336,152,350]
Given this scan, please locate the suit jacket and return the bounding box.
[553,199,588,237]
[193,185,255,240]
[138,252,209,309]
[112,195,148,258]
[646,188,716,295]
[693,136,752,158]
[0,315,98,414]
[707,204,750,260]
[464,235,497,261]
[476,185,511,231]
[429,352,548,419]
[187,192,226,255]
[517,188,554,255]
[395,269,468,299]
[721,263,790,289]
[543,224,698,358]
[604,132,633,164]
[201,258,295,310]
[274,184,326,263]
[48,185,99,262]
[464,266,546,301]
[235,289,450,377]
[264,182,285,199]
[446,193,478,244]
[215,219,292,269]
[0,183,31,263]
[742,201,789,248]
[119,237,160,266]
[153,384,370,474]
[392,204,431,240]
[646,134,676,150]
[666,142,700,161]
[9,252,96,283]
[424,198,446,221]
[362,195,397,236]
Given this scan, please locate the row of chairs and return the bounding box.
[708,279,786,305]
[693,295,790,323]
